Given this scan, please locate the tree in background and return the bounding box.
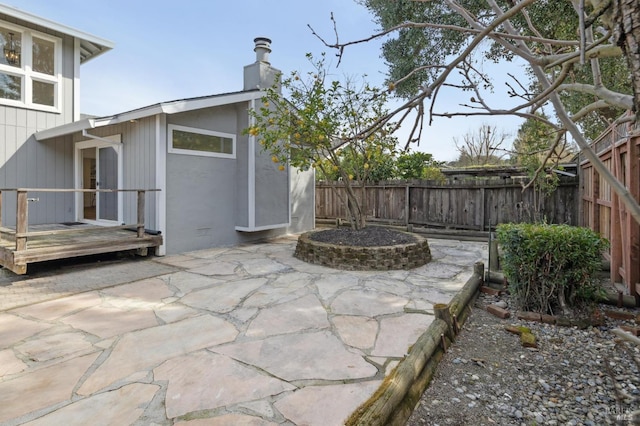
[452,124,510,166]
[512,113,576,170]
[395,151,445,180]
[512,113,576,219]
[315,138,398,182]
[312,0,640,224]
[247,54,397,230]
[316,149,445,181]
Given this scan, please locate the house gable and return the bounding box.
[0,4,113,121]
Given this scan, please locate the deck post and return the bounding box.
[137,190,145,238]
[16,190,28,251]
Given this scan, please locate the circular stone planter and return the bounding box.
[294,229,431,271]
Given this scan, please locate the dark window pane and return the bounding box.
[173,129,233,155]
[32,80,54,106]
[32,37,54,75]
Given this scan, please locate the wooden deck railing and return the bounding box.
[0,188,160,252]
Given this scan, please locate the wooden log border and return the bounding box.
[345,262,485,426]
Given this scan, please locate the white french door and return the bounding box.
[75,137,123,224]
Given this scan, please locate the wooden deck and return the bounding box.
[0,224,162,275]
[0,188,162,275]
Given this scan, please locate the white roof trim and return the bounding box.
[0,3,114,63]
[35,118,95,140]
[35,90,263,141]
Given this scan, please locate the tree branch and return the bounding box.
[540,43,622,68]
[557,83,633,109]
[570,99,612,121]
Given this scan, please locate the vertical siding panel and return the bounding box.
[16,126,28,187]
[5,124,17,188]
[116,117,157,227]
[5,106,16,125]
[26,110,37,130]
[61,36,74,125]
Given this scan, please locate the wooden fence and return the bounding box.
[580,117,639,303]
[316,177,579,231]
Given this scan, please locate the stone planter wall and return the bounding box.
[294,231,431,270]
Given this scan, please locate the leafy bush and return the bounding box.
[496,223,608,315]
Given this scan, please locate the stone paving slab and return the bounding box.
[0,235,486,425]
[0,260,178,311]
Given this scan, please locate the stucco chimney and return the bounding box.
[244,37,280,92]
[254,37,272,64]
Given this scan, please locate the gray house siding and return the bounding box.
[68,117,160,231]
[288,168,315,234]
[163,102,295,254]
[122,117,158,230]
[0,129,76,227]
[166,153,239,253]
[0,134,74,227]
[235,103,250,228]
[235,99,290,230]
[254,139,289,227]
[0,15,79,226]
[165,104,242,253]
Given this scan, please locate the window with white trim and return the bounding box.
[168,124,236,159]
[0,22,61,111]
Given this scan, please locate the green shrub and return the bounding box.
[496,223,608,315]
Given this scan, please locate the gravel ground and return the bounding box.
[407,293,640,426]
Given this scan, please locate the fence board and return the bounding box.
[316,177,578,230]
[580,115,640,301]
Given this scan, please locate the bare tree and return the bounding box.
[453,124,510,166]
[310,0,640,225]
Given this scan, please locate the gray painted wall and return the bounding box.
[235,103,250,228]
[254,138,289,227]
[163,102,311,254]
[166,105,240,253]
[0,15,78,226]
[288,167,315,234]
[165,104,248,253]
[166,152,239,253]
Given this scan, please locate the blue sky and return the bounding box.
[13,0,525,162]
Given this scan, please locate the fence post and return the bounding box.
[0,190,2,243]
[16,190,27,251]
[479,187,486,231]
[137,190,145,238]
[405,183,410,226]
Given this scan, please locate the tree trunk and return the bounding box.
[343,180,366,230]
[613,0,640,122]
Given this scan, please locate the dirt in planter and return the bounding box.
[309,226,416,247]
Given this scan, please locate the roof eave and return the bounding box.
[34,118,96,141]
[35,90,263,140]
[0,3,114,62]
